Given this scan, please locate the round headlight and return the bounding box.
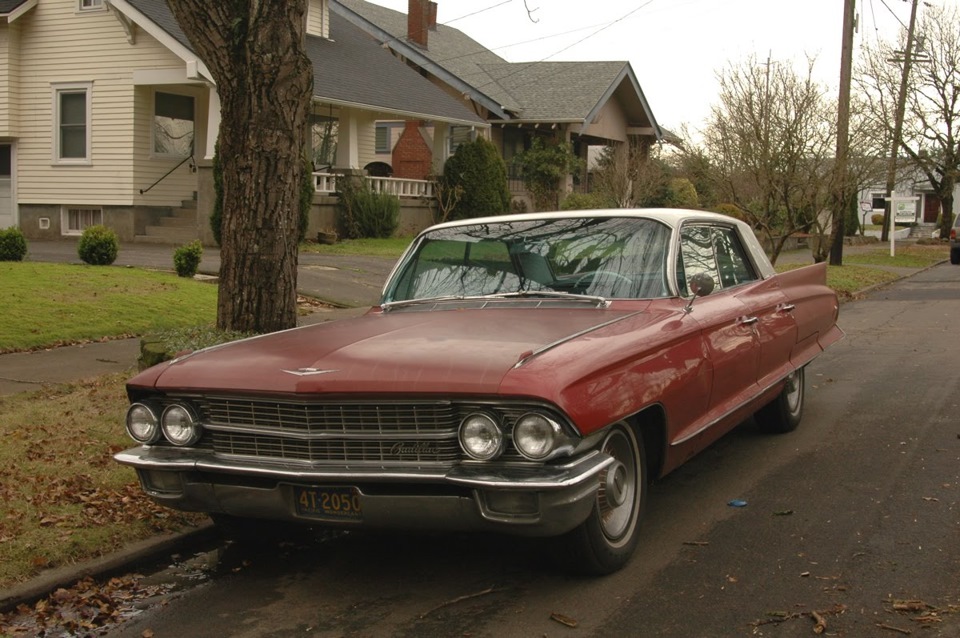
[161,404,202,446]
[126,403,161,444]
[513,413,561,460]
[459,413,503,460]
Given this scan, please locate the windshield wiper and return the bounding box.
[381,290,609,312]
[381,295,482,312]
[484,290,609,306]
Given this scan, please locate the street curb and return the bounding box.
[840,258,947,300]
[0,522,218,614]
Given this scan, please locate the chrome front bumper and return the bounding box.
[115,446,614,537]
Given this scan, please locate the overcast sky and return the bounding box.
[362,0,958,134]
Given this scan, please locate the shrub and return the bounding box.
[512,137,584,211]
[0,226,27,261]
[440,137,511,219]
[139,325,254,371]
[560,192,613,210]
[335,175,400,239]
[77,225,119,265]
[664,178,701,209]
[871,213,884,226]
[173,240,203,278]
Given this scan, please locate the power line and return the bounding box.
[471,1,657,92]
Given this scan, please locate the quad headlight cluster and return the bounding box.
[125,402,202,447]
[458,410,575,462]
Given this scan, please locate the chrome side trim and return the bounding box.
[513,311,646,369]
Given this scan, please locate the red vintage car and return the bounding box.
[116,210,842,574]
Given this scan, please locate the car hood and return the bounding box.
[132,305,649,396]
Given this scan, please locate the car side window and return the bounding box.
[713,227,757,288]
[678,225,757,295]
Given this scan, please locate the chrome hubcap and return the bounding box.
[597,429,638,541]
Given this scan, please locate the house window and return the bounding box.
[53,83,92,163]
[78,0,104,11]
[448,126,473,154]
[154,92,195,157]
[871,193,886,210]
[375,124,390,153]
[311,115,338,169]
[62,207,102,235]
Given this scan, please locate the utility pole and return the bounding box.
[830,0,856,265]
[881,0,921,242]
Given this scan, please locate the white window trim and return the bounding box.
[51,82,93,165]
[151,89,196,160]
[60,206,102,236]
[77,0,106,12]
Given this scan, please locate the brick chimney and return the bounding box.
[407,0,437,49]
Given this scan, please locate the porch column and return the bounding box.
[335,110,360,169]
[203,88,220,161]
[562,126,574,195]
[432,121,449,174]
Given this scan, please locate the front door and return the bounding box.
[924,194,941,224]
[0,144,12,229]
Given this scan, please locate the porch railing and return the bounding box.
[313,172,433,198]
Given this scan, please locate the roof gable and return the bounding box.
[120,0,485,126]
[332,0,663,138]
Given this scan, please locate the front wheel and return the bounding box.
[561,424,647,576]
[755,367,805,434]
[950,248,960,265]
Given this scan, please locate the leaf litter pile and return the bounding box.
[0,373,205,629]
[0,575,175,636]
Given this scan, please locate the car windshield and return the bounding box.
[383,216,671,303]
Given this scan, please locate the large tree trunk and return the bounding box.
[168,1,314,333]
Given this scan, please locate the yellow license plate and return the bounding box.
[293,486,362,522]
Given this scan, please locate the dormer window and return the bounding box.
[79,0,104,11]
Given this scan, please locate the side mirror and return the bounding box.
[688,273,715,297]
[684,273,715,313]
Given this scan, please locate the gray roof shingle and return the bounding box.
[0,0,29,14]
[124,0,484,125]
[332,0,660,132]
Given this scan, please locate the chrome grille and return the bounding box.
[179,397,545,467]
[194,398,463,467]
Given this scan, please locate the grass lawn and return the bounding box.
[300,236,413,258]
[0,262,218,353]
[0,374,205,590]
[776,243,948,299]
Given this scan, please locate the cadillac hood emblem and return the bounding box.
[281,368,339,377]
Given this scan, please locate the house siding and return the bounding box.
[15,0,196,208]
[307,0,329,39]
[582,99,628,143]
[0,20,22,137]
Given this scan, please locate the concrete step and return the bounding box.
[157,214,196,227]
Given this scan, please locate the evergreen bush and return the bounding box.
[77,225,119,265]
[173,240,204,278]
[560,192,613,210]
[0,226,27,261]
[440,138,510,219]
[335,176,400,239]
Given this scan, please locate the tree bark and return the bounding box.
[168,0,314,333]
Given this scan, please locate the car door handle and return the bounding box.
[739,316,759,325]
[778,303,796,313]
